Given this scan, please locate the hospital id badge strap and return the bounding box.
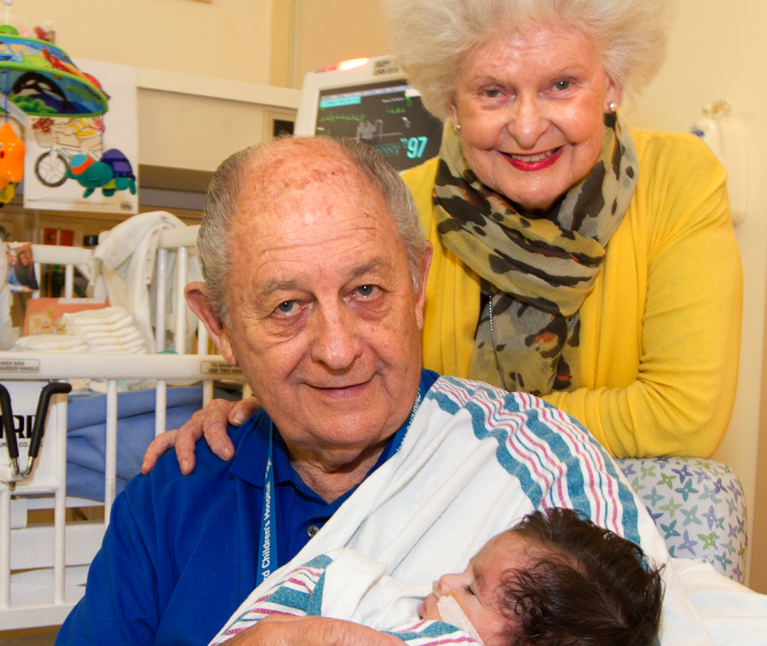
[257,423,276,588]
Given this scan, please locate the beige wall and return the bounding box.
[29,0,390,89]
[138,89,268,172]
[269,0,293,87]
[292,0,389,87]
[25,0,272,84]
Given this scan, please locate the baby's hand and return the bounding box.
[419,591,442,621]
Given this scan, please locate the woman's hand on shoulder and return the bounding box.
[141,396,261,475]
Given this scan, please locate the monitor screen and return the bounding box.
[313,79,443,172]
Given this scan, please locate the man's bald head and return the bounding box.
[198,137,426,324]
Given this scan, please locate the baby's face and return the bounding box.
[419,531,532,646]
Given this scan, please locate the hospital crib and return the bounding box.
[0,224,245,630]
[0,225,750,632]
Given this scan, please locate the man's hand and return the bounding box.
[226,615,403,646]
[141,396,260,475]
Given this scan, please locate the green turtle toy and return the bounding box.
[66,148,136,197]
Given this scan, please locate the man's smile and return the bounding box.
[305,376,375,398]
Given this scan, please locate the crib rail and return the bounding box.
[29,243,93,299]
[0,361,244,630]
[0,222,248,631]
[0,351,239,381]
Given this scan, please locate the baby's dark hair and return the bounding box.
[498,508,664,646]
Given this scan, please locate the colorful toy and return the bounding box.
[0,24,108,117]
[66,153,110,196]
[0,10,110,202]
[100,149,136,195]
[66,148,136,198]
[0,181,15,204]
[0,121,23,190]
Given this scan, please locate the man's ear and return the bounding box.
[185,282,238,367]
[414,242,433,332]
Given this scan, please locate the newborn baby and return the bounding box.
[418,508,663,645]
[211,508,664,646]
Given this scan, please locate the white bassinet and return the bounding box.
[0,223,245,630]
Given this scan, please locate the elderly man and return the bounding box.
[57,137,733,646]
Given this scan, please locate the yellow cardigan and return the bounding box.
[402,129,743,459]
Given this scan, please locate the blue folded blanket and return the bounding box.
[66,386,204,501]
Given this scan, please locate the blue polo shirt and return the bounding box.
[56,370,438,646]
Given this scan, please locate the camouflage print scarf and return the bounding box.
[432,115,638,395]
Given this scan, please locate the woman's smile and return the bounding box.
[501,146,564,171]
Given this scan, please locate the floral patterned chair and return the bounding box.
[617,457,748,582]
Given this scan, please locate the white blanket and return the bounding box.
[215,377,766,645]
[89,211,201,353]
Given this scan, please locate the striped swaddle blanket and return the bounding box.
[211,552,479,646]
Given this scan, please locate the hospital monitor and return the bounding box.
[294,55,444,172]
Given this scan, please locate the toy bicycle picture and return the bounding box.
[30,117,136,197]
[32,117,102,187]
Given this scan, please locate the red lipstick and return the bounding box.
[502,146,564,171]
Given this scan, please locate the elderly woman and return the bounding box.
[143,0,741,473]
[387,0,742,459]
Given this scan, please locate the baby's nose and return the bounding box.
[435,573,458,595]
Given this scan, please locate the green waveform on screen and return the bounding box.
[372,143,401,157]
[318,113,367,124]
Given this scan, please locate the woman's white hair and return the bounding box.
[198,137,426,325]
[383,0,674,120]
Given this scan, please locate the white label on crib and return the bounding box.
[201,361,242,376]
[0,359,40,373]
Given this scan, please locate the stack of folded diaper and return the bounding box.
[12,334,88,353]
[56,307,147,354]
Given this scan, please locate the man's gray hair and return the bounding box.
[383,0,674,120]
[197,137,427,324]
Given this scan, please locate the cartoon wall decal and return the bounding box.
[23,60,138,214]
[31,116,103,187]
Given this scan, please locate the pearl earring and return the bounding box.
[608,102,618,113]
[454,123,462,133]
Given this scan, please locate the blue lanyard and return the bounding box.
[257,425,276,587]
[256,378,427,586]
